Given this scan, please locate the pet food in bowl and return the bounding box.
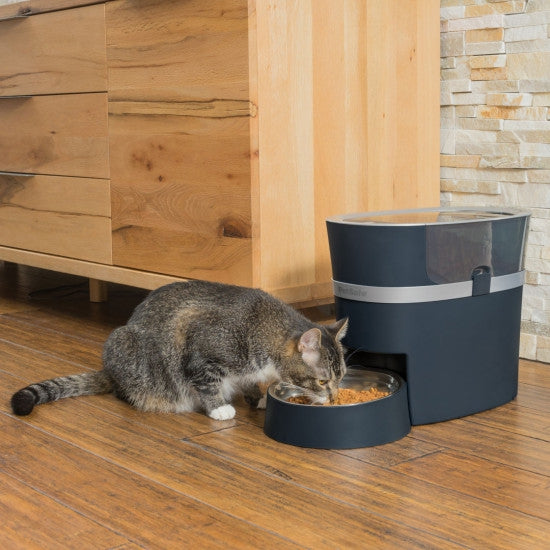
[287,387,389,405]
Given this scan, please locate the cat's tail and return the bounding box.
[10,370,113,416]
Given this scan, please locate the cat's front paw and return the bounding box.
[256,395,267,409]
[208,404,236,420]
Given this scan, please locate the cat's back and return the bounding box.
[127,280,283,328]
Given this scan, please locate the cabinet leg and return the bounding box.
[89,279,108,303]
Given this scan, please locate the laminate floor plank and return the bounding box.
[5,285,148,342]
[464,400,550,441]
[391,449,550,522]
[410,418,550,477]
[0,297,38,315]
[515,382,550,413]
[7,307,115,344]
[335,436,445,468]
[0,416,296,550]
[188,423,550,550]
[0,316,103,367]
[0,472,129,550]
[519,358,550,388]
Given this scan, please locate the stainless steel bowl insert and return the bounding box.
[268,368,400,406]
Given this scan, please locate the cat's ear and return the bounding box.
[327,318,349,342]
[298,328,322,368]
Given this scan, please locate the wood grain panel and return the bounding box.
[106,0,248,103]
[312,0,440,284]
[107,0,252,283]
[251,0,440,294]
[0,94,109,178]
[0,3,106,95]
[0,245,184,290]
[0,173,111,263]
[109,114,252,282]
[311,0,367,285]
[252,0,315,292]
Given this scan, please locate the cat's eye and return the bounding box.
[318,380,329,386]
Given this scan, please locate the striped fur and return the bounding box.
[11,371,113,416]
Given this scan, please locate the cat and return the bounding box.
[11,280,348,420]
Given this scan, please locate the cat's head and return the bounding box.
[280,318,348,404]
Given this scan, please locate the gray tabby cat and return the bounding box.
[11,281,348,420]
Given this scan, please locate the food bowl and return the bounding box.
[263,368,411,449]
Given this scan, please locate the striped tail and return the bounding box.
[11,370,113,416]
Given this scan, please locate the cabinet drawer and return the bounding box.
[106,0,248,103]
[110,114,252,284]
[0,94,109,178]
[0,3,106,96]
[0,173,112,263]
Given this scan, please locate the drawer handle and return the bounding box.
[0,171,35,177]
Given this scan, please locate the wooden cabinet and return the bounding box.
[0,2,111,272]
[0,0,440,305]
[0,173,111,263]
[0,3,106,95]
[0,94,109,178]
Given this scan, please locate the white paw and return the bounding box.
[208,404,236,420]
[256,395,267,409]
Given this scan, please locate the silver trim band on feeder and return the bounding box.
[332,271,525,304]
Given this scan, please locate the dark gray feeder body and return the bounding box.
[326,207,530,426]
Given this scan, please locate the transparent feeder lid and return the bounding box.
[327,207,531,285]
[336,207,529,226]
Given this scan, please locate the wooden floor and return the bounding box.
[1,263,549,549]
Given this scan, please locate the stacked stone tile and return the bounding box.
[441,0,550,362]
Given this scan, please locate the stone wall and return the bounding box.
[441,0,550,363]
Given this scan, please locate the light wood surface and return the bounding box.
[0,174,111,263]
[106,0,249,103]
[251,0,441,293]
[252,0,316,292]
[0,246,182,290]
[107,0,253,283]
[109,114,252,282]
[0,265,548,549]
[0,93,109,178]
[0,3,106,95]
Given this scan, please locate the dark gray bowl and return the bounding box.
[263,368,410,449]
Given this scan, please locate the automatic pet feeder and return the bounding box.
[264,206,530,449]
